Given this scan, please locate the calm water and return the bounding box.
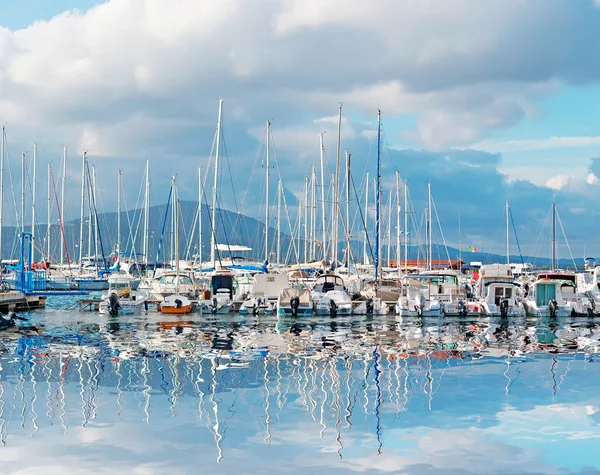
[1,297,600,474]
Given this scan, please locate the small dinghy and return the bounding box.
[159,294,193,314]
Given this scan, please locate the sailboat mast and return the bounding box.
[143,160,150,266]
[47,163,51,261]
[363,172,369,265]
[395,170,401,278]
[0,126,4,257]
[375,109,381,281]
[319,133,327,260]
[21,152,25,235]
[92,165,98,267]
[265,120,270,263]
[404,182,408,270]
[60,147,66,265]
[173,177,180,291]
[551,201,556,270]
[277,179,282,265]
[31,144,37,261]
[506,200,510,265]
[334,103,342,265]
[117,168,121,261]
[198,166,202,264]
[427,183,432,271]
[304,175,309,262]
[78,151,86,268]
[210,99,223,268]
[387,190,392,268]
[311,165,317,261]
[345,151,351,267]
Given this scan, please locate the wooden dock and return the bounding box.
[0,291,46,312]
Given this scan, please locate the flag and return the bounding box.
[469,246,478,253]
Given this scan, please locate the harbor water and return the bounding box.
[1,296,600,474]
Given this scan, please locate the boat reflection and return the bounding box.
[1,314,600,464]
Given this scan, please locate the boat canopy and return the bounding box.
[216,244,252,252]
[483,281,521,287]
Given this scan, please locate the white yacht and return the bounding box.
[99,274,148,316]
[310,274,346,304]
[200,272,234,314]
[521,272,576,317]
[276,287,313,317]
[149,271,198,300]
[315,290,353,316]
[395,274,443,317]
[353,295,389,315]
[477,264,525,317]
[239,273,288,315]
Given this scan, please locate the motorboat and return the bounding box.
[396,272,464,317]
[150,271,198,300]
[200,272,234,314]
[353,295,389,315]
[158,294,193,314]
[521,272,576,317]
[99,274,148,316]
[239,273,289,315]
[477,264,525,317]
[315,290,353,316]
[277,287,313,317]
[311,274,346,303]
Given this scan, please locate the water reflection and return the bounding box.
[1,312,600,473]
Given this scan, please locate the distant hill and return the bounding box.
[1,201,590,269]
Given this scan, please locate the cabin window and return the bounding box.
[505,288,512,299]
[536,283,556,306]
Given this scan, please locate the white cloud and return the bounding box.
[545,174,574,191]
[475,136,600,153]
[587,173,599,185]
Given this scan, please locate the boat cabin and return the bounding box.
[312,274,345,293]
[211,273,235,299]
[532,273,576,306]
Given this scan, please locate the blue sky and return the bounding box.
[3,0,600,256]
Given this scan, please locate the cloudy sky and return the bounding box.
[2,0,600,257]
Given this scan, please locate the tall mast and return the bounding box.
[198,167,203,264]
[311,165,317,261]
[21,152,25,235]
[374,109,381,281]
[47,163,51,261]
[78,151,86,269]
[277,179,282,265]
[458,213,461,274]
[427,183,432,271]
[117,168,121,262]
[173,177,180,291]
[345,151,351,267]
[92,165,98,267]
[31,143,37,261]
[210,99,223,268]
[60,146,67,265]
[303,175,309,262]
[395,170,401,279]
[387,190,392,268]
[506,200,510,265]
[363,172,369,265]
[551,201,556,270]
[334,103,343,265]
[404,182,408,270]
[0,126,4,257]
[143,160,150,266]
[265,120,270,263]
[319,133,326,261]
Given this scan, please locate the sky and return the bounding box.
[2,0,600,257]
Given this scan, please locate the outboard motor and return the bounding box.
[212,297,218,314]
[415,294,425,317]
[253,297,262,316]
[458,299,467,317]
[290,296,300,317]
[549,299,558,318]
[500,299,509,318]
[175,298,183,309]
[329,299,338,317]
[108,292,121,316]
[365,298,374,315]
[588,294,595,318]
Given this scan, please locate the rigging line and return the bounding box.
[531,206,552,268]
[350,171,375,264]
[123,167,146,259]
[85,161,107,268]
[269,131,301,266]
[508,206,525,266]
[50,167,72,272]
[200,177,223,267]
[555,207,577,271]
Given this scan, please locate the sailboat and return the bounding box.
[159,177,193,314]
